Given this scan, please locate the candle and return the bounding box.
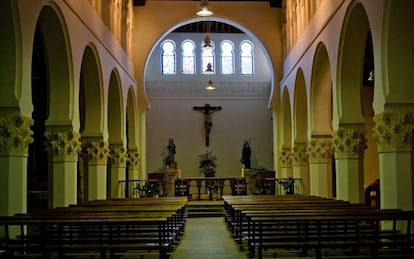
[178,169,181,179]
[241,167,244,178]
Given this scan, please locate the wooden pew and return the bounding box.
[222,195,414,259]
[0,197,188,258]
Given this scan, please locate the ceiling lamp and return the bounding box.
[196,0,214,17]
[205,62,213,73]
[206,80,215,90]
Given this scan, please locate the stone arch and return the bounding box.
[310,43,332,136]
[79,44,104,137]
[35,4,73,126]
[280,87,293,178]
[0,0,19,107]
[336,2,369,124]
[107,69,124,145]
[293,68,308,142]
[28,3,73,209]
[126,87,138,150]
[377,0,414,111]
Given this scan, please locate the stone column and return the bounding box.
[0,114,33,216]
[307,138,333,197]
[373,112,414,210]
[108,146,128,199]
[82,140,109,201]
[292,142,310,194]
[128,149,140,181]
[279,146,293,178]
[45,130,81,207]
[332,126,366,203]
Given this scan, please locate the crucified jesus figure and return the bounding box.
[193,104,222,147]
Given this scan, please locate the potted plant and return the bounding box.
[198,150,217,177]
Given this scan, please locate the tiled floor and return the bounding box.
[170,217,247,259]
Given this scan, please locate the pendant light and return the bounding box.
[196,0,213,17]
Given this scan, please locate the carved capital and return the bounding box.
[128,150,140,169]
[291,142,308,165]
[45,130,82,161]
[109,146,128,167]
[0,114,33,156]
[307,138,333,162]
[373,112,414,152]
[332,127,367,158]
[82,140,109,165]
[280,146,292,167]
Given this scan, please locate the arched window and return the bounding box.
[240,41,254,75]
[201,39,215,74]
[221,40,234,75]
[161,40,176,75]
[182,40,195,75]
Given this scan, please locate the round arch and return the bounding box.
[337,2,369,124]
[310,43,333,136]
[126,87,138,150]
[0,0,19,107]
[281,87,292,146]
[143,17,275,107]
[36,4,73,126]
[107,69,124,145]
[293,68,308,142]
[80,44,104,137]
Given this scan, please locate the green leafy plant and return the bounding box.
[135,181,160,198]
[198,150,217,173]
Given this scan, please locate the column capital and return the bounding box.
[0,114,33,156]
[307,138,333,162]
[128,149,140,169]
[332,126,366,158]
[82,140,109,165]
[280,146,292,167]
[292,142,309,165]
[373,112,414,152]
[109,146,128,167]
[45,130,82,161]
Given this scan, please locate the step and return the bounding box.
[186,200,224,218]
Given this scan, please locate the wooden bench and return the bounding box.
[0,197,188,258]
[222,195,414,259]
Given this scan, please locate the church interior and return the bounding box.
[1,0,414,258]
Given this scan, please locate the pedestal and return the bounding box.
[165,169,178,197]
[243,169,255,195]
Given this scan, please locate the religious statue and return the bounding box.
[164,137,177,169]
[241,140,251,169]
[193,104,222,147]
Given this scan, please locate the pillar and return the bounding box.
[307,137,333,197]
[82,140,109,201]
[332,126,366,203]
[373,112,414,210]
[108,145,128,199]
[45,130,82,208]
[280,146,293,178]
[0,114,33,216]
[292,142,310,194]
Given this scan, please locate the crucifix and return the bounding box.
[193,103,222,147]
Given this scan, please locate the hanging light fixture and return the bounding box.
[205,63,215,90]
[196,0,213,17]
[206,79,215,90]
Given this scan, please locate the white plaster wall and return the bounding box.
[145,32,273,178]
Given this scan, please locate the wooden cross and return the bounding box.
[193,104,222,147]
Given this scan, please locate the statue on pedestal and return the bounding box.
[241,140,251,169]
[164,137,177,169]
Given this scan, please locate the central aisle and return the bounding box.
[171,217,247,259]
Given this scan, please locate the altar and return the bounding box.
[181,177,246,200]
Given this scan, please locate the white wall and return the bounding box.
[145,32,273,178]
